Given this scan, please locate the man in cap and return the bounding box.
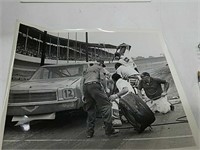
[82,63,119,138]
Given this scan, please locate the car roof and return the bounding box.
[41,62,97,68]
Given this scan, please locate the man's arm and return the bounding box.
[137,80,144,99]
[162,81,169,97]
[103,68,111,79]
[109,87,128,101]
[154,78,169,97]
[137,89,143,99]
[163,81,169,92]
[117,87,128,97]
[99,67,107,89]
[130,57,139,73]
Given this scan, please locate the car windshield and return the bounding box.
[30,64,87,80]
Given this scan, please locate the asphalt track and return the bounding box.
[2,58,197,149]
[2,99,196,149]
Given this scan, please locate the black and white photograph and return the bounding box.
[2,23,196,149]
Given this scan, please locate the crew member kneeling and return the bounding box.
[137,72,174,114]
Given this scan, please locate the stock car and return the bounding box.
[7,63,91,118]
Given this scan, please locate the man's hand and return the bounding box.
[161,92,167,97]
[109,94,118,101]
[105,88,110,94]
[123,75,129,80]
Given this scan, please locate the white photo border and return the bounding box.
[1,20,199,149]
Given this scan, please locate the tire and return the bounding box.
[119,102,141,132]
[119,93,155,133]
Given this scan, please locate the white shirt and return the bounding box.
[118,48,137,68]
[116,65,139,79]
[116,78,135,97]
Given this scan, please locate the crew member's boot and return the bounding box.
[104,122,119,136]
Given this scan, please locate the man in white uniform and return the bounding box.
[115,62,139,79]
[109,73,136,126]
[110,73,136,100]
[115,52,139,73]
[115,62,141,93]
[114,43,139,73]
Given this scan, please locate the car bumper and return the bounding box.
[7,98,80,116]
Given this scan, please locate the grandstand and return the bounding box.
[12,24,117,81]
[16,24,116,62]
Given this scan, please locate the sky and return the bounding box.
[58,31,164,58]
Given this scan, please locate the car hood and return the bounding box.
[11,77,82,91]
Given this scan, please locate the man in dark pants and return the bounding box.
[83,63,119,138]
[137,72,174,114]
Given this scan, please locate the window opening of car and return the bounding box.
[30,64,86,80]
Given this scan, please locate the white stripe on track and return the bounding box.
[3,135,193,142]
[124,135,193,141]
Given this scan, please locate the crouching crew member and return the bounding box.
[110,73,137,126]
[115,62,139,79]
[137,72,174,114]
[115,62,141,93]
[82,63,119,138]
[114,52,139,73]
[110,73,136,100]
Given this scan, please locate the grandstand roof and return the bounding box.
[19,24,117,50]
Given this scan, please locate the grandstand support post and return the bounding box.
[107,46,110,63]
[94,47,96,61]
[24,28,29,52]
[40,31,47,66]
[67,33,69,63]
[56,33,60,64]
[75,32,77,62]
[85,32,89,62]
[103,43,107,61]
[49,38,51,57]
[101,46,102,58]
[37,34,41,56]
[79,44,82,59]
[97,47,100,59]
